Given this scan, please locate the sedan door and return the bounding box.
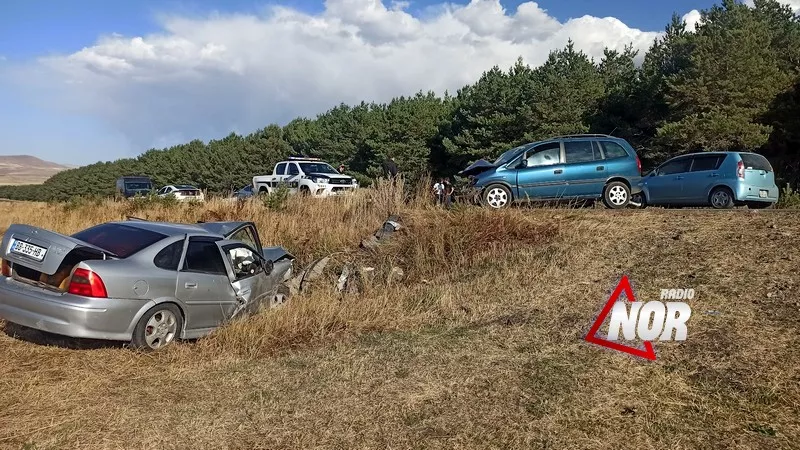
[644,157,692,205]
[215,240,274,317]
[175,236,238,332]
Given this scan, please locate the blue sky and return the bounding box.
[0,0,718,166]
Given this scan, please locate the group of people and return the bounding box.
[433,178,455,207]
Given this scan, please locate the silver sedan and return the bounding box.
[0,218,294,350]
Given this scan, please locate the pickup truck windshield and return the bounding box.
[299,163,339,174]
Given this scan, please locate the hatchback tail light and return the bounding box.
[1,259,10,277]
[68,268,108,298]
[737,160,745,179]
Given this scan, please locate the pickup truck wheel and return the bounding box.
[131,303,183,351]
[300,186,311,197]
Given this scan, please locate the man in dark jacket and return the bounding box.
[382,157,398,180]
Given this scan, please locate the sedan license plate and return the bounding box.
[10,239,47,261]
[759,190,768,198]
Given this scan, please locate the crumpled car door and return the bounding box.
[215,240,275,320]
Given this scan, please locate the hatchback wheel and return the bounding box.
[709,187,734,209]
[482,184,512,209]
[131,304,183,351]
[629,192,647,209]
[603,181,630,209]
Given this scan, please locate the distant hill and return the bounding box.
[0,155,74,185]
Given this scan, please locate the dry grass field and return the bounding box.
[0,181,799,449]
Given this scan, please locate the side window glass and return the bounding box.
[564,141,596,164]
[154,240,184,271]
[526,143,561,167]
[600,141,628,159]
[288,163,299,175]
[230,227,258,249]
[592,141,605,160]
[690,155,722,172]
[276,163,286,175]
[658,159,692,176]
[225,245,264,281]
[182,238,227,275]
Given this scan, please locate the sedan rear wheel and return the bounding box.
[131,304,183,351]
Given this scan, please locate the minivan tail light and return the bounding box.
[737,160,745,179]
[68,268,108,298]
[636,155,642,175]
[1,259,11,277]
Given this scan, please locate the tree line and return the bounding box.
[1,0,799,202]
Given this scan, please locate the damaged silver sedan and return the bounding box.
[0,218,294,350]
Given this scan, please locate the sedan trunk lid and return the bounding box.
[1,224,112,276]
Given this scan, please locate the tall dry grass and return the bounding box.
[1,184,800,449]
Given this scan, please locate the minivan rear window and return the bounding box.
[739,153,773,172]
[72,223,167,258]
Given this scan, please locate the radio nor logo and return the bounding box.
[584,275,692,361]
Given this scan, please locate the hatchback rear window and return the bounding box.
[739,153,773,172]
[72,223,167,258]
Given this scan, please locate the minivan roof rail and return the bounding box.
[550,133,614,139]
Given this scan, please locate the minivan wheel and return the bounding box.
[131,303,183,351]
[603,181,630,209]
[482,184,512,209]
[709,187,734,209]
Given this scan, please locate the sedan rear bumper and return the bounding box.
[0,276,150,341]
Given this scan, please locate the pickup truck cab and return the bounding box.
[252,157,358,198]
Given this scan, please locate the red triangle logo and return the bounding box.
[584,275,657,361]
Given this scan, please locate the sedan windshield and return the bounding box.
[299,163,339,174]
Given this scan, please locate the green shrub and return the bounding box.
[262,184,290,211]
[776,183,800,209]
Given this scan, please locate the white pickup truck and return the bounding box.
[252,157,359,197]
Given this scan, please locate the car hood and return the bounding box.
[459,159,497,177]
[307,173,351,179]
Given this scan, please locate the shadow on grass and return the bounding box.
[1,321,128,350]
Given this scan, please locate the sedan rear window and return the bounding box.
[72,223,167,258]
[739,153,773,172]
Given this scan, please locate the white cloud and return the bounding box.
[744,0,800,11]
[682,10,702,32]
[5,0,667,159]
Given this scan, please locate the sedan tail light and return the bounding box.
[68,268,108,298]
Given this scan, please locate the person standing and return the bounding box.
[444,179,455,208]
[338,164,346,173]
[382,157,398,180]
[433,179,444,205]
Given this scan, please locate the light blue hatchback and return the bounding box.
[461,134,643,209]
[634,151,779,209]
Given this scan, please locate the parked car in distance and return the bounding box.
[232,184,254,200]
[634,151,779,209]
[0,219,294,350]
[115,176,153,199]
[460,134,643,209]
[252,157,358,198]
[157,184,205,202]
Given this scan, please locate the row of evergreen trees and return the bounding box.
[1,0,799,202]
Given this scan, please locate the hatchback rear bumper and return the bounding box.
[735,184,779,203]
[0,276,150,341]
